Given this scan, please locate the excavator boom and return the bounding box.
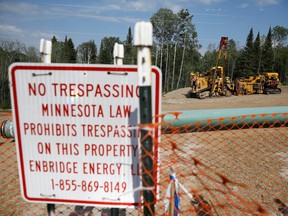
[211,36,228,94]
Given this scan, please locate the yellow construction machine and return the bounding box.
[263,72,281,94]
[235,72,281,95]
[235,75,264,95]
[187,36,281,99]
[187,37,234,99]
[189,66,234,99]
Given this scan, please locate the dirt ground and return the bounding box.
[160,88,288,215]
[162,86,288,111]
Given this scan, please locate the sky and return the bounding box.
[0,0,287,55]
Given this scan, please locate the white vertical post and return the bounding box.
[40,39,52,64]
[135,22,153,86]
[113,43,124,65]
[40,38,55,216]
[134,21,154,215]
[112,43,125,216]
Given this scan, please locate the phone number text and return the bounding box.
[51,179,127,193]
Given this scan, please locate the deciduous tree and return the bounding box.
[272,25,288,47]
[151,8,201,91]
[0,40,25,109]
[77,40,97,64]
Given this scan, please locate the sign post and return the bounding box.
[9,63,161,208]
[40,38,55,216]
[111,42,124,216]
[134,21,155,215]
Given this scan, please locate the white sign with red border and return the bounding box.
[9,63,161,207]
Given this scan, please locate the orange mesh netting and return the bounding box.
[1,111,288,215]
[154,112,288,216]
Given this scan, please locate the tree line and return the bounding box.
[1,7,287,109]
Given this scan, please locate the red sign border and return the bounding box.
[9,63,161,206]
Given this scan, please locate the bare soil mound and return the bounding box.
[162,86,288,111]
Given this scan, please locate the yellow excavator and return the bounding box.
[187,37,234,99]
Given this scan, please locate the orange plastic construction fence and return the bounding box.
[155,112,288,216]
[1,111,288,215]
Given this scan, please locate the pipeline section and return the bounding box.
[1,106,288,138]
[162,106,288,133]
[1,120,14,138]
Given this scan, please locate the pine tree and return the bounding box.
[274,46,288,84]
[61,36,68,62]
[61,36,77,63]
[253,32,261,73]
[244,28,254,75]
[261,27,274,71]
[124,27,136,64]
[272,26,288,84]
[51,36,57,44]
[98,37,120,64]
[67,38,77,63]
[51,36,63,63]
[237,28,254,77]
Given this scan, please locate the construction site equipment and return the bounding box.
[235,72,281,95]
[188,66,234,99]
[187,37,233,99]
[263,72,282,94]
[235,75,265,95]
[187,36,282,99]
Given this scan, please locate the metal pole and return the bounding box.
[134,21,155,215]
[47,203,55,216]
[169,179,175,215]
[111,208,119,216]
[40,38,55,216]
[111,42,124,215]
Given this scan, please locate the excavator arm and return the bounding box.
[211,37,228,95]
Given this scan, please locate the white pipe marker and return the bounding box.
[134,21,153,86]
[40,39,52,64]
[113,42,124,65]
